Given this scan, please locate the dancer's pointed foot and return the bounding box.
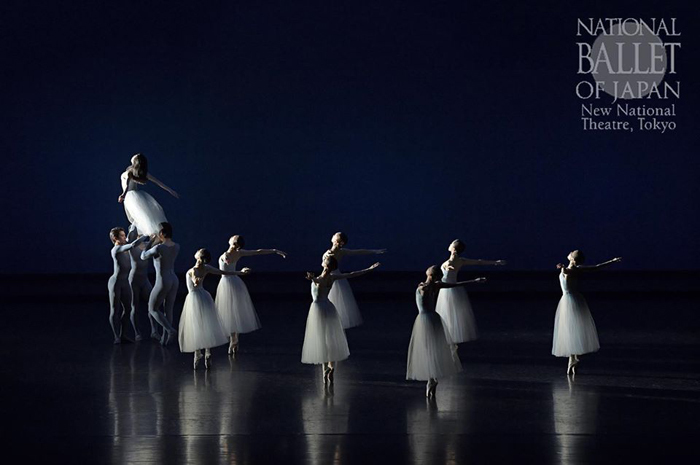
[193,352,203,370]
[113,337,122,345]
[205,355,212,370]
[151,331,161,341]
[134,333,143,342]
[566,357,579,375]
[323,366,331,384]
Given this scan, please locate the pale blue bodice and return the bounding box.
[441,265,458,284]
[219,256,239,272]
[312,280,332,302]
[415,288,437,314]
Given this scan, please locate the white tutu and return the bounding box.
[406,312,462,380]
[178,288,229,352]
[301,300,350,364]
[552,292,600,357]
[435,286,478,343]
[328,271,363,329]
[215,275,261,334]
[123,190,167,236]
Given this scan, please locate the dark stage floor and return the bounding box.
[1,274,699,464]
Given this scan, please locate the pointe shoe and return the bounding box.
[134,334,143,342]
[323,366,331,384]
[114,337,122,345]
[194,354,203,370]
[327,367,334,384]
[204,355,212,370]
[151,332,161,341]
[566,359,579,375]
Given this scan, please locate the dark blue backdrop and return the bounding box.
[1,1,698,273]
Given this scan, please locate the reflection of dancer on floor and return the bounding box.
[141,222,180,346]
[323,232,385,329]
[127,227,158,341]
[118,153,179,235]
[215,235,287,356]
[436,239,505,354]
[553,250,622,374]
[302,255,380,384]
[179,248,250,369]
[407,266,485,398]
[108,227,148,344]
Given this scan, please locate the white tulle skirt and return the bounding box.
[552,292,600,357]
[178,289,229,353]
[215,275,261,334]
[123,190,167,236]
[406,312,462,380]
[301,300,350,364]
[435,287,478,343]
[328,271,363,329]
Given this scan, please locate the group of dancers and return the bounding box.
[108,154,622,397]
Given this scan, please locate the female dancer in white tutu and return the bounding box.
[117,153,179,235]
[215,235,287,355]
[323,232,385,329]
[127,227,158,341]
[180,248,251,369]
[302,255,380,384]
[553,250,622,374]
[407,265,486,398]
[141,222,180,346]
[108,227,148,344]
[436,239,505,351]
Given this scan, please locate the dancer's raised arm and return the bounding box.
[238,249,287,258]
[204,265,251,277]
[438,277,486,289]
[114,235,148,254]
[558,257,621,274]
[147,174,179,199]
[332,262,381,280]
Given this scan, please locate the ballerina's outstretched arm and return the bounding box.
[331,262,381,280]
[238,249,288,258]
[114,235,149,254]
[437,277,487,289]
[203,264,251,277]
[558,257,622,274]
[147,174,180,199]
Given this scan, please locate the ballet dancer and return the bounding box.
[117,153,179,235]
[435,239,505,351]
[322,232,385,329]
[179,248,251,369]
[406,265,486,398]
[127,227,158,341]
[108,227,148,344]
[302,255,380,384]
[141,222,180,346]
[553,251,622,374]
[215,235,287,356]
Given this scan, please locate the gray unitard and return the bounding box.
[108,236,147,340]
[128,230,157,337]
[142,242,180,334]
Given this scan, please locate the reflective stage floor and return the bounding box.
[1,275,699,464]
